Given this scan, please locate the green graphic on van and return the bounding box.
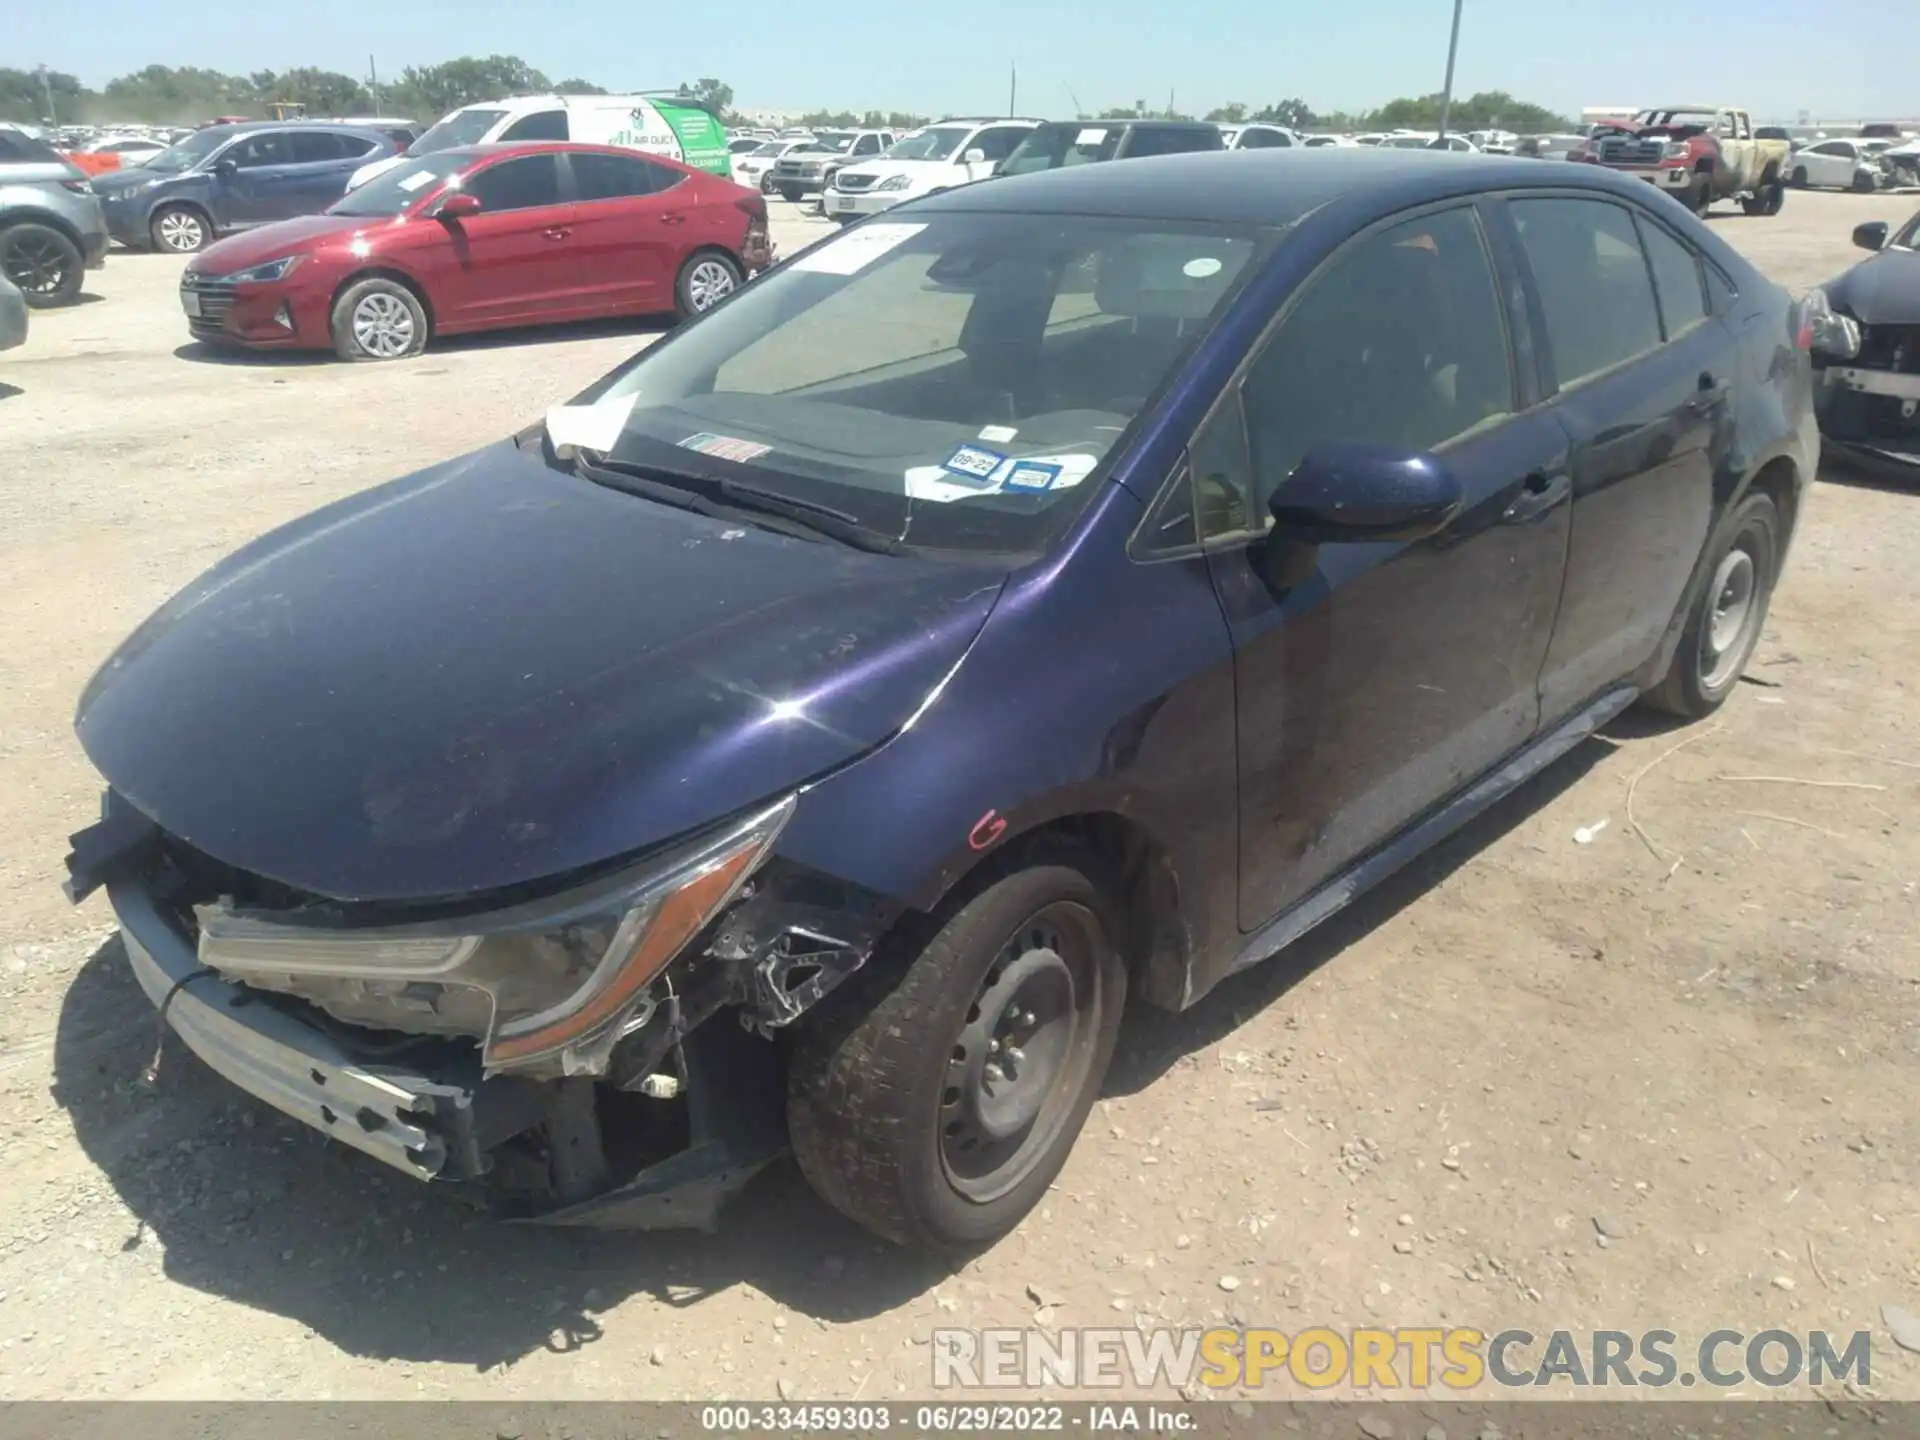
[654,103,731,176]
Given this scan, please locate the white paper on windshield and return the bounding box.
[397,169,438,192]
[788,222,926,276]
[1075,128,1108,146]
[544,394,637,453]
[904,452,1099,503]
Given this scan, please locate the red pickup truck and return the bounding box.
[1579,106,1791,217]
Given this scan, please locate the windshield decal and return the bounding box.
[905,452,1099,504]
[397,170,438,192]
[788,222,926,276]
[977,425,1019,443]
[545,395,637,453]
[1002,461,1062,493]
[679,432,772,464]
[941,444,1008,482]
[1075,128,1108,145]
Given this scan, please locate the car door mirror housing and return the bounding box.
[215,157,238,178]
[1852,221,1888,252]
[1268,443,1465,545]
[436,192,483,219]
[963,147,987,164]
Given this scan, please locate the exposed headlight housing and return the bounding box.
[195,796,795,1078]
[223,256,302,284]
[876,174,914,192]
[1663,141,1691,160]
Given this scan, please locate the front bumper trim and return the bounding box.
[1826,366,1920,402]
[109,876,482,1181]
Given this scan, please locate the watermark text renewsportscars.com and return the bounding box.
[931,1326,1873,1392]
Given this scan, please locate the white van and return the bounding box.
[346,94,733,190]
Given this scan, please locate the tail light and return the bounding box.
[736,194,771,268]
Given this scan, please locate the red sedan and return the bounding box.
[177,142,774,361]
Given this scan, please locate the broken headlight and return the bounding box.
[194,796,795,1077]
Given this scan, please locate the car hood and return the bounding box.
[1827,247,1920,326]
[76,440,1006,903]
[90,166,176,196]
[193,214,376,272]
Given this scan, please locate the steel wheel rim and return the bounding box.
[939,901,1104,1204]
[1700,545,1760,689]
[158,212,203,251]
[351,292,415,357]
[686,260,735,311]
[2,232,70,295]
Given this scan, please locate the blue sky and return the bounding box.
[14,0,1902,123]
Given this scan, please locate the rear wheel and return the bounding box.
[674,251,742,320]
[149,204,210,254]
[1852,169,1878,194]
[788,849,1127,1250]
[0,221,83,307]
[329,276,428,362]
[1641,491,1780,718]
[1688,177,1713,217]
[1789,165,1808,188]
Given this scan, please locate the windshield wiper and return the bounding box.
[567,450,903,555]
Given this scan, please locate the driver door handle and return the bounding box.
[542,226,572,241]
[1500,471,1572,525]
[658,213,687,226]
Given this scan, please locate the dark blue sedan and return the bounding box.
[65,149,1817,1250]
[91,121,398,254]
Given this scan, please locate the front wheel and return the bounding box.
[329,276,429,361]
[149,205,210,254]
[1689,177,1714,217]
[1789,165,1808,188]
[1641,491,1780,718]
[674,251,742,319]
[0,221,83,307]
[1852,169,1878,194]
[777,186,803,204]
[788,850,1127,1250]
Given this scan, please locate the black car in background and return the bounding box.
[1810,210,1920,471]
[1000,118,1224,174]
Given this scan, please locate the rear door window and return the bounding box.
[0,128,67,163]
[500,110,569,142]
[1635,215,1710,338]
[464,154,565,211]
[288,132,354,164]
[228,132,294,169]
[1510,197,1663,388]
[572,151,680,200]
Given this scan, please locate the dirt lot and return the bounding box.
[0,189,1914,1404]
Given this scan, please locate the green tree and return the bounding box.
[388,55,551,120]
[676,77,733,118]
[1361,90,1570,133]
[259,67,371,116]
[555,78,607,95]
[1253,97,1317,129]
[0,67,90,125]
[1206,102,1248,124]
[99,65,258,124]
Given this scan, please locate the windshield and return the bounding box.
[139,128,230,173]
[748,141,789,156]
[328,154,469,216]
[1892,213,1919,250]
[410,108,507,155]
[809,132,856,153]
[887,127,972,162]
[548,213,1260,554]
[1001,124,1123,175]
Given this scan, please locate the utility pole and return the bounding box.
[368,55,381,116]
[1436,0,1464,140]
[1008,61,1016,118]
[36,64,58,127]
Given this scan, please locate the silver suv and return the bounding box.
[0,126,109,308]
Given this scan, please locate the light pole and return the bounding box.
[1436,0,1464,141]
[37,64,58,127]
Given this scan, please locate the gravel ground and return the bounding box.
[0,188,1915,1403]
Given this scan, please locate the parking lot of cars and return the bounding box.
[1,172,1917,1398]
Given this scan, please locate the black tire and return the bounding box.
[0,221,83,308]
[1688,177,1713,217]
[788,847,1128,1251]
[1641,490,1781,719]
[1852,170,1877,194]
[778,186,803,203]
[673,250,742,320]
[1762,178,1785,215]
[1789,165,1808,188]
[149,204,211,254]
[328,276,429,362]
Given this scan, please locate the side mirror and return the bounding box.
[436,191,483,220]
[1852,221,1889,252]
[1268,443,1464,546]
[963,147,987,164]
[214,157,238,178]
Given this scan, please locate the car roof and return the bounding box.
[911,147,1710,228]
[203,120,393,139]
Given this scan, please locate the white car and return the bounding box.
[822,119,1038,221]
[1302,133,1357,148]
[1425,134,1481,154]
[1216,123,1300,150]
[733,137,820,193]
[1788,138,1886,193]
[84,135,167,166]
[1382,131,1440,150]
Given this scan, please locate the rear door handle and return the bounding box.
[543,227,572,241]
[658,213,687,226]
[1500,471,1572,525]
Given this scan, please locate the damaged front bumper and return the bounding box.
[76,798,896,1231]
[1816,336,1920,473]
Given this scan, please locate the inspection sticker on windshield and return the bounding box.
[941,444,1007,482]
[397,170,439,193]
[680,431,772,464]
[1002,461,1062,493]
[789,222,926,276]
[1076,128,1108,146]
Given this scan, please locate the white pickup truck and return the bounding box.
[1583,106,1792,217]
